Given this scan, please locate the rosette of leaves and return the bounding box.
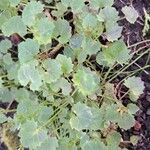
[0,0,146,149]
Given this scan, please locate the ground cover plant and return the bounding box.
[0,0,150,149]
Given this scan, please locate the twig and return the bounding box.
[48,43,63,58]
[38,43,63,60]
[6,100,14,112]
[128,39,150,48]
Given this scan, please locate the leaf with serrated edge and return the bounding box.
[9,0,21,6]
[73,68,99,96]
[0,113,8,123]
[124,76,145,101]
[2,16,27,36]
[18,39,39,64]
[33,18,55,45]
[96,40,131,66]
[56,54,73,75]
[91,0,114,8]
[36,137,58,150]
[19,120,48,149]
[42,58,62,83]
[0,39,12,53]
[82,140,106,150]
[122,6,139,24]
[18,62,42,91]
[22,1,44,27]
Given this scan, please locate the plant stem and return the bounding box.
[115,65,150,91]
[44,5,57,9]
[107,49,149,83]
[128,39,150,48]
[102,63,117,84]
[38,100,69,131]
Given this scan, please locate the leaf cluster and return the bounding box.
[0,0,148,150]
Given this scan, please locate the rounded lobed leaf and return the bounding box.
[122,6,139,24]
[73,68,100,96]
[22,1,44,27]
[18,39,40,64]
[2,16,27,36]
[124,76,145,101]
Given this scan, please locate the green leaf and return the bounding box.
[79,39,101,61]
[69,34,83,49]
[70,102,93,130]
[37,137,58,150]
[63,46,76,61]
[0,39,12,53]
[82,13,98,29]
[42,58,62,83]
[2,16,27,36]
[124,76,145,101]
[22,1,44,27]
[18,62,42,91]
[127,103,139,114]
[57,138,78,150]
[104,83,116,104]
[98,6,120,34]
[62,0,84,13]
[122,6,139,24]
[118,113,135,130]
[100,6,119,29]
[0,87,14,102]
[9,0,21,7]
[15,99,39,121]
[38,106,53,124]
[33,18,55,45]
[106,24,123,41]
[91,0,114,8]
[56,54,73,75]
[3,53,13,65]
[54,19,71,43]
[19,120,48,149]
[51,78,72,95]
[18,39,40,64]
[81,37,100,55]
[70,0,85,13]
[51,2,67,18]
[7,62,19,82]
[43,0,53,4]
[70,102,103,130]
[90,107,104,130]
[96,40,131,66]
[0,113,8,123]
[76,13,103,38]
[0,10,11,29]
[130,135,140,145]
[105,104,136,130]
[82,140,106,150]
[73,68,100,95]
[0,77,3,88]
[14,88,30,102]
[106,132,121,150]
[0,0,9,10]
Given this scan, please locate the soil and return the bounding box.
[114,0,150,149]
[0,0,150,150]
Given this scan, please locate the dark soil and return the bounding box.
[114,0,150,150]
